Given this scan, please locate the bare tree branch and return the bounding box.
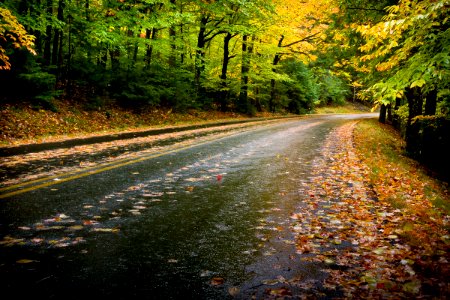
[281,32,321,48]
[346,7,385,12]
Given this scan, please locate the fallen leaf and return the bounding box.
[228,286,239,297]
[16,259,37,264]
[262,279,279,286]
[266,287,292,297]
[91,228,120,233]
[68,225,84,231]
[403,281,421,294]
[211,277,224,286]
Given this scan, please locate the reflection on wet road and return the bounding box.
[0,114,376,299]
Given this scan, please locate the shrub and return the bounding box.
[315,70,350,106]
[278,60,318,114]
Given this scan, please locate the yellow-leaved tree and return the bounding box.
[264,0,338,111]
[0,6,36,70]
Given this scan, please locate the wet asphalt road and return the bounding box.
[0,114,376,299]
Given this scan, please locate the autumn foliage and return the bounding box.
[0,7,35,70]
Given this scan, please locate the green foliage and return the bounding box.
[393,104,409,132]
[110,64,196,112]
[18,71,59,111]
[356,0,450,107]
[277,60,318,114]
[348,0,450,175]
[314,69,350,106]
[165,70,198,112]
[69,57,110,97]
[437,98,450,116]
[0,45,58,110]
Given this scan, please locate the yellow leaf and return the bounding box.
[410,79,426,88]
[16,259,37,264]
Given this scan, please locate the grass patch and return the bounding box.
[353,118,449,251]
[385,195,407,209]
[354,119,449,213]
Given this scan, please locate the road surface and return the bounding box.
[0,114,376,299]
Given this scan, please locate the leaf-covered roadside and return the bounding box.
[291,120,449,298]
[0,101,254,146]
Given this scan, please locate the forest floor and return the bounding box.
[287,118,449,299]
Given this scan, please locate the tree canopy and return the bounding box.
[0,0,344,114]
[333,0,450,176]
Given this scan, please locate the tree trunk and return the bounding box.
[179,3,185,65]
[180,22,185,64]
[145,28,158,68]
[392,97,402,130]
[144,29,152,67]
[67,13,73,96]
[195,15,208,97]
[84,0,93,63]
[405,87,423,156]
[387,104,393,124]
[269,35,284,113]
[52,0,64,68]
[379,104,387,123]
[169,26,177,67]
[219,32,232,111]
[422,89,438,167]
[43,0,53,65]
[57,28,64,80]
[168,0,177,67]
[424,89,437,116]
[239,34,250,114]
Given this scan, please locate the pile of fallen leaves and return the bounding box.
[291,120,449,298]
